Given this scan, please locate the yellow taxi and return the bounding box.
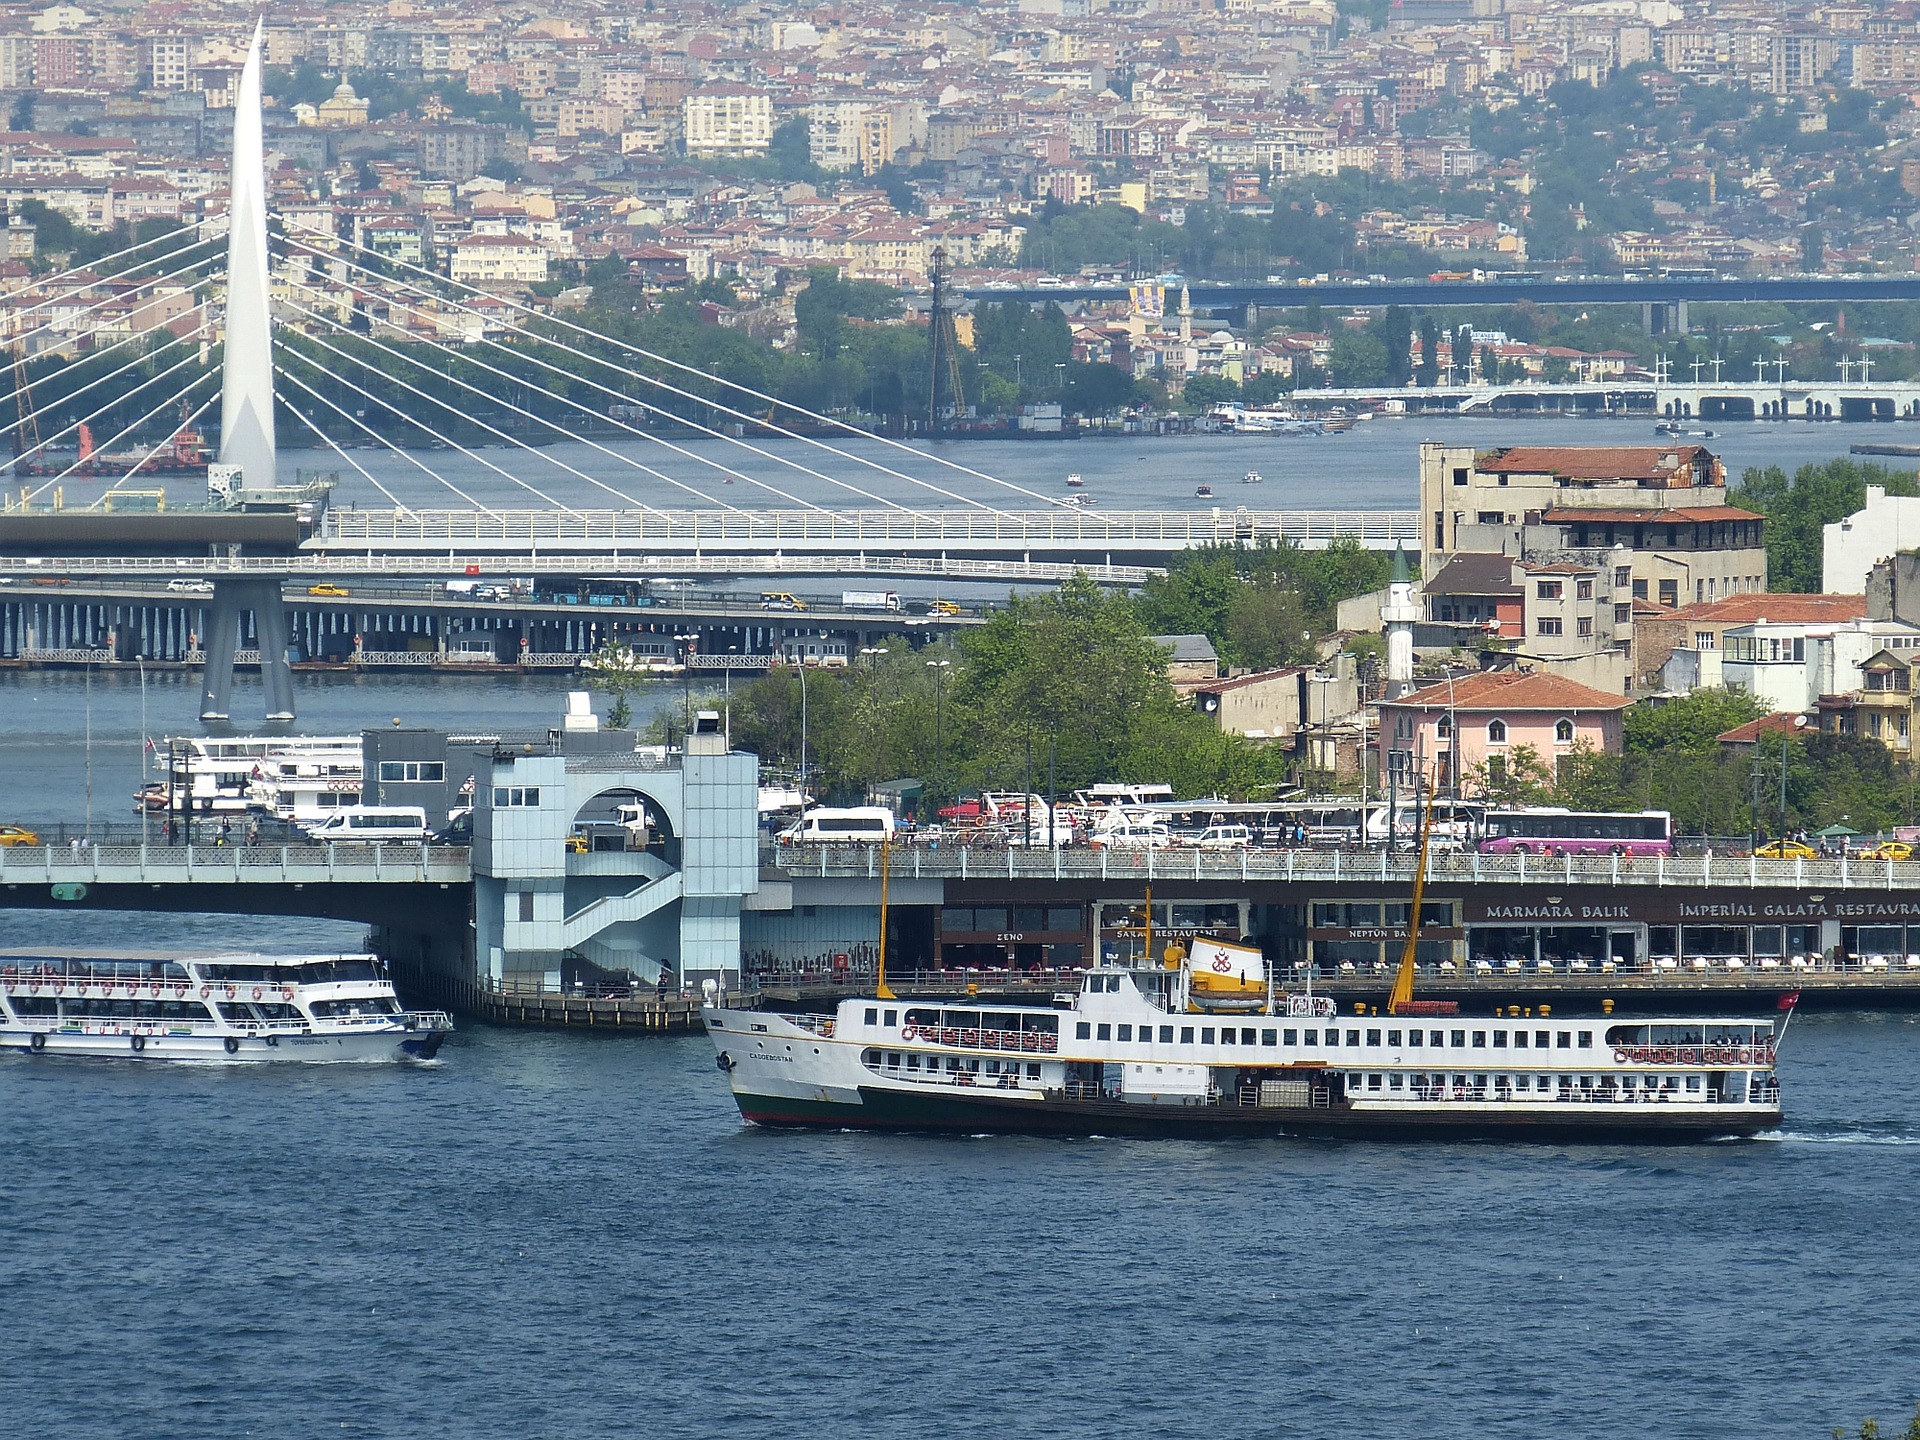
[927,599,963,617]
[565,833,588,854]
[1863,840,1914,862]
[308,582,350,597]
[1756,838,1817,860]
[0,824,40,847]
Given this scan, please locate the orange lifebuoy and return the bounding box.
[1613,1047,1629,1064]
[900,1024,917,1041]
[252,987,263,1002]
[224,985,236,1000]
[199,985,211,999]
[281,987,294,1001]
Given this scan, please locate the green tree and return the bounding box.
[1623,688,1769,753]
[1180,373,1240,409]
[1329,331,1390,387]
[1729,458,1920,592]
[1416,316,1440,386]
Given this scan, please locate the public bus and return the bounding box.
[1478,808,1673,857]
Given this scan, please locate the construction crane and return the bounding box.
[926,246,967,439]
[8,341,40,473]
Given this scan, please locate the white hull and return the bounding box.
[0,1023,443,1063]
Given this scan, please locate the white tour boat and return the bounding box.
[0,950,453,1063]
[705,936,1785,1140]
[244,738,367,823]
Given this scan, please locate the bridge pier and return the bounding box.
[1641,300,1688,335]
[200,577,295,723]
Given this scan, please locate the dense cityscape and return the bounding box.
[4,4,1920,1438]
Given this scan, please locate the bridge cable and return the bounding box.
[277,260,907,515]
[278,237,966,516]
[280,222,1079,519]
[274,369,496,515]
[274,342,582,514]
[277,314,669,516]
[273,388,418,516]
[0,248,222,410]
[278,290,750,516]
[0,239,222,351]
[28,363,214,499]
[6,318,213,476]
[0,217,214,313]
[87,390,220,510]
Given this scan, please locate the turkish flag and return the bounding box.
[1777,990,1801,1010]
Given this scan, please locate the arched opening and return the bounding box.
[1555,718,1575,743]
[1487,718,1508,744]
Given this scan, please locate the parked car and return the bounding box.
[1756,838,1817,860]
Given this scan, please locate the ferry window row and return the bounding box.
[1070,1023,1593,1049]
[1353,1072,1705,1097]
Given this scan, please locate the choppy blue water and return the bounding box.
[2,1012,1916,1439]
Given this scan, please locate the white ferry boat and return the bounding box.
[244,738,366,823]
[705,937,1784,1140]
[0,950,453,1063]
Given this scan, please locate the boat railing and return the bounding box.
[788,1014,836,1037]
[902,1022,1058,1053]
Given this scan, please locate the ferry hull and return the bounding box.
[731,1085,1778,1143]
[1,1026,446,1063]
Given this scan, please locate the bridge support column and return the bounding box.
[199,577,295,723]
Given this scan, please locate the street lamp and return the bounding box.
[926,658,951,804]
[797,661,810,803]
[674,632,698,741]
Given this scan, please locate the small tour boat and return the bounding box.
[0,950,453,1062]
[1195,484,1214,497]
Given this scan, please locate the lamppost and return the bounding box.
[674,632,698,740]
[926,658,951,804]
[137,655,148,849]
[797,660,810,802]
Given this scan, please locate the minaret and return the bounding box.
[1382,540,1419,698]
[1178,282,1192,344]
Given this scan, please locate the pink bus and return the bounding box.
[1479,808,1673,857]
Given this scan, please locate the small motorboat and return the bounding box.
[1195,484,1214,497]
[1066,473,1085,488]
[1242,470,1262,484]
[1065,492,1094,508]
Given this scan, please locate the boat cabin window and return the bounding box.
[1386,1029,1401,1046]
[1201,1027,1215,1044]
[1537,1030,1550,1047]
[1367,1028,1381,1046]
[1558,1032,1572,1048]
[865,1008,878,1026]
[1076,1022,1091,1039]
[1284,1028,1298,1045]
[1451,1029,1466,1047]
[1181,1026,1194,1043]
[1097,1024,1112,1040]
[1263,1029,1277,1046]
[1578,1031,1593,1048]
[1472,1031,1486,1047]
[1493,1031,1507,1048]
[1514,1032,1528,1048]
[883,1009,897,1027]
[1117,1024,1132,1041]
[1346,1029,1360,1045]
[1160,1025,1174,1043]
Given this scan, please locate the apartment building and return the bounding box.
[682,90,773,157]
[449,233,548,287]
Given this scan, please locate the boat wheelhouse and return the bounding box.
[706,938,1784,1141]
[0,950,452,1062]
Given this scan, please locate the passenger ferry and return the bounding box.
[0,950,453,1062]
[705,937,1784,1140]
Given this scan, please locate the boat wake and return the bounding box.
[1767,1128,1920,1146]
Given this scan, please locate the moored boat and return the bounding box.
[0,950,453,1062]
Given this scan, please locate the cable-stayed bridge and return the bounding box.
[0,28,1409,721]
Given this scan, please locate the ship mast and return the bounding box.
[1387,784,1439,1015]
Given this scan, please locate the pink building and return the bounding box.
[1377,672,1630,793]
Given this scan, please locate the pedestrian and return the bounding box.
[219,817,231,847]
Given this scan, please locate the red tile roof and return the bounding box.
[1716,713,1805,744]
[1479,445,1713,481]
[1388,671,1632,712]
[1654,593,1867,625]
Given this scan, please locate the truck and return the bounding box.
[841,590,900,612]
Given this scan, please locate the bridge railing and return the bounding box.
[0,842,472,883]
[316,507,1422,549]
[768,842,1919,890]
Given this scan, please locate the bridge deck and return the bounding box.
[0,843,472,886]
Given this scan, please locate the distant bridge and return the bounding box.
[968,275,1920,320]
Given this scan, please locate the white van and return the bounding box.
[778,806,895,843]
[1090,819,1172,851]
[304,806,432,843]
[1193,823,1252,850]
